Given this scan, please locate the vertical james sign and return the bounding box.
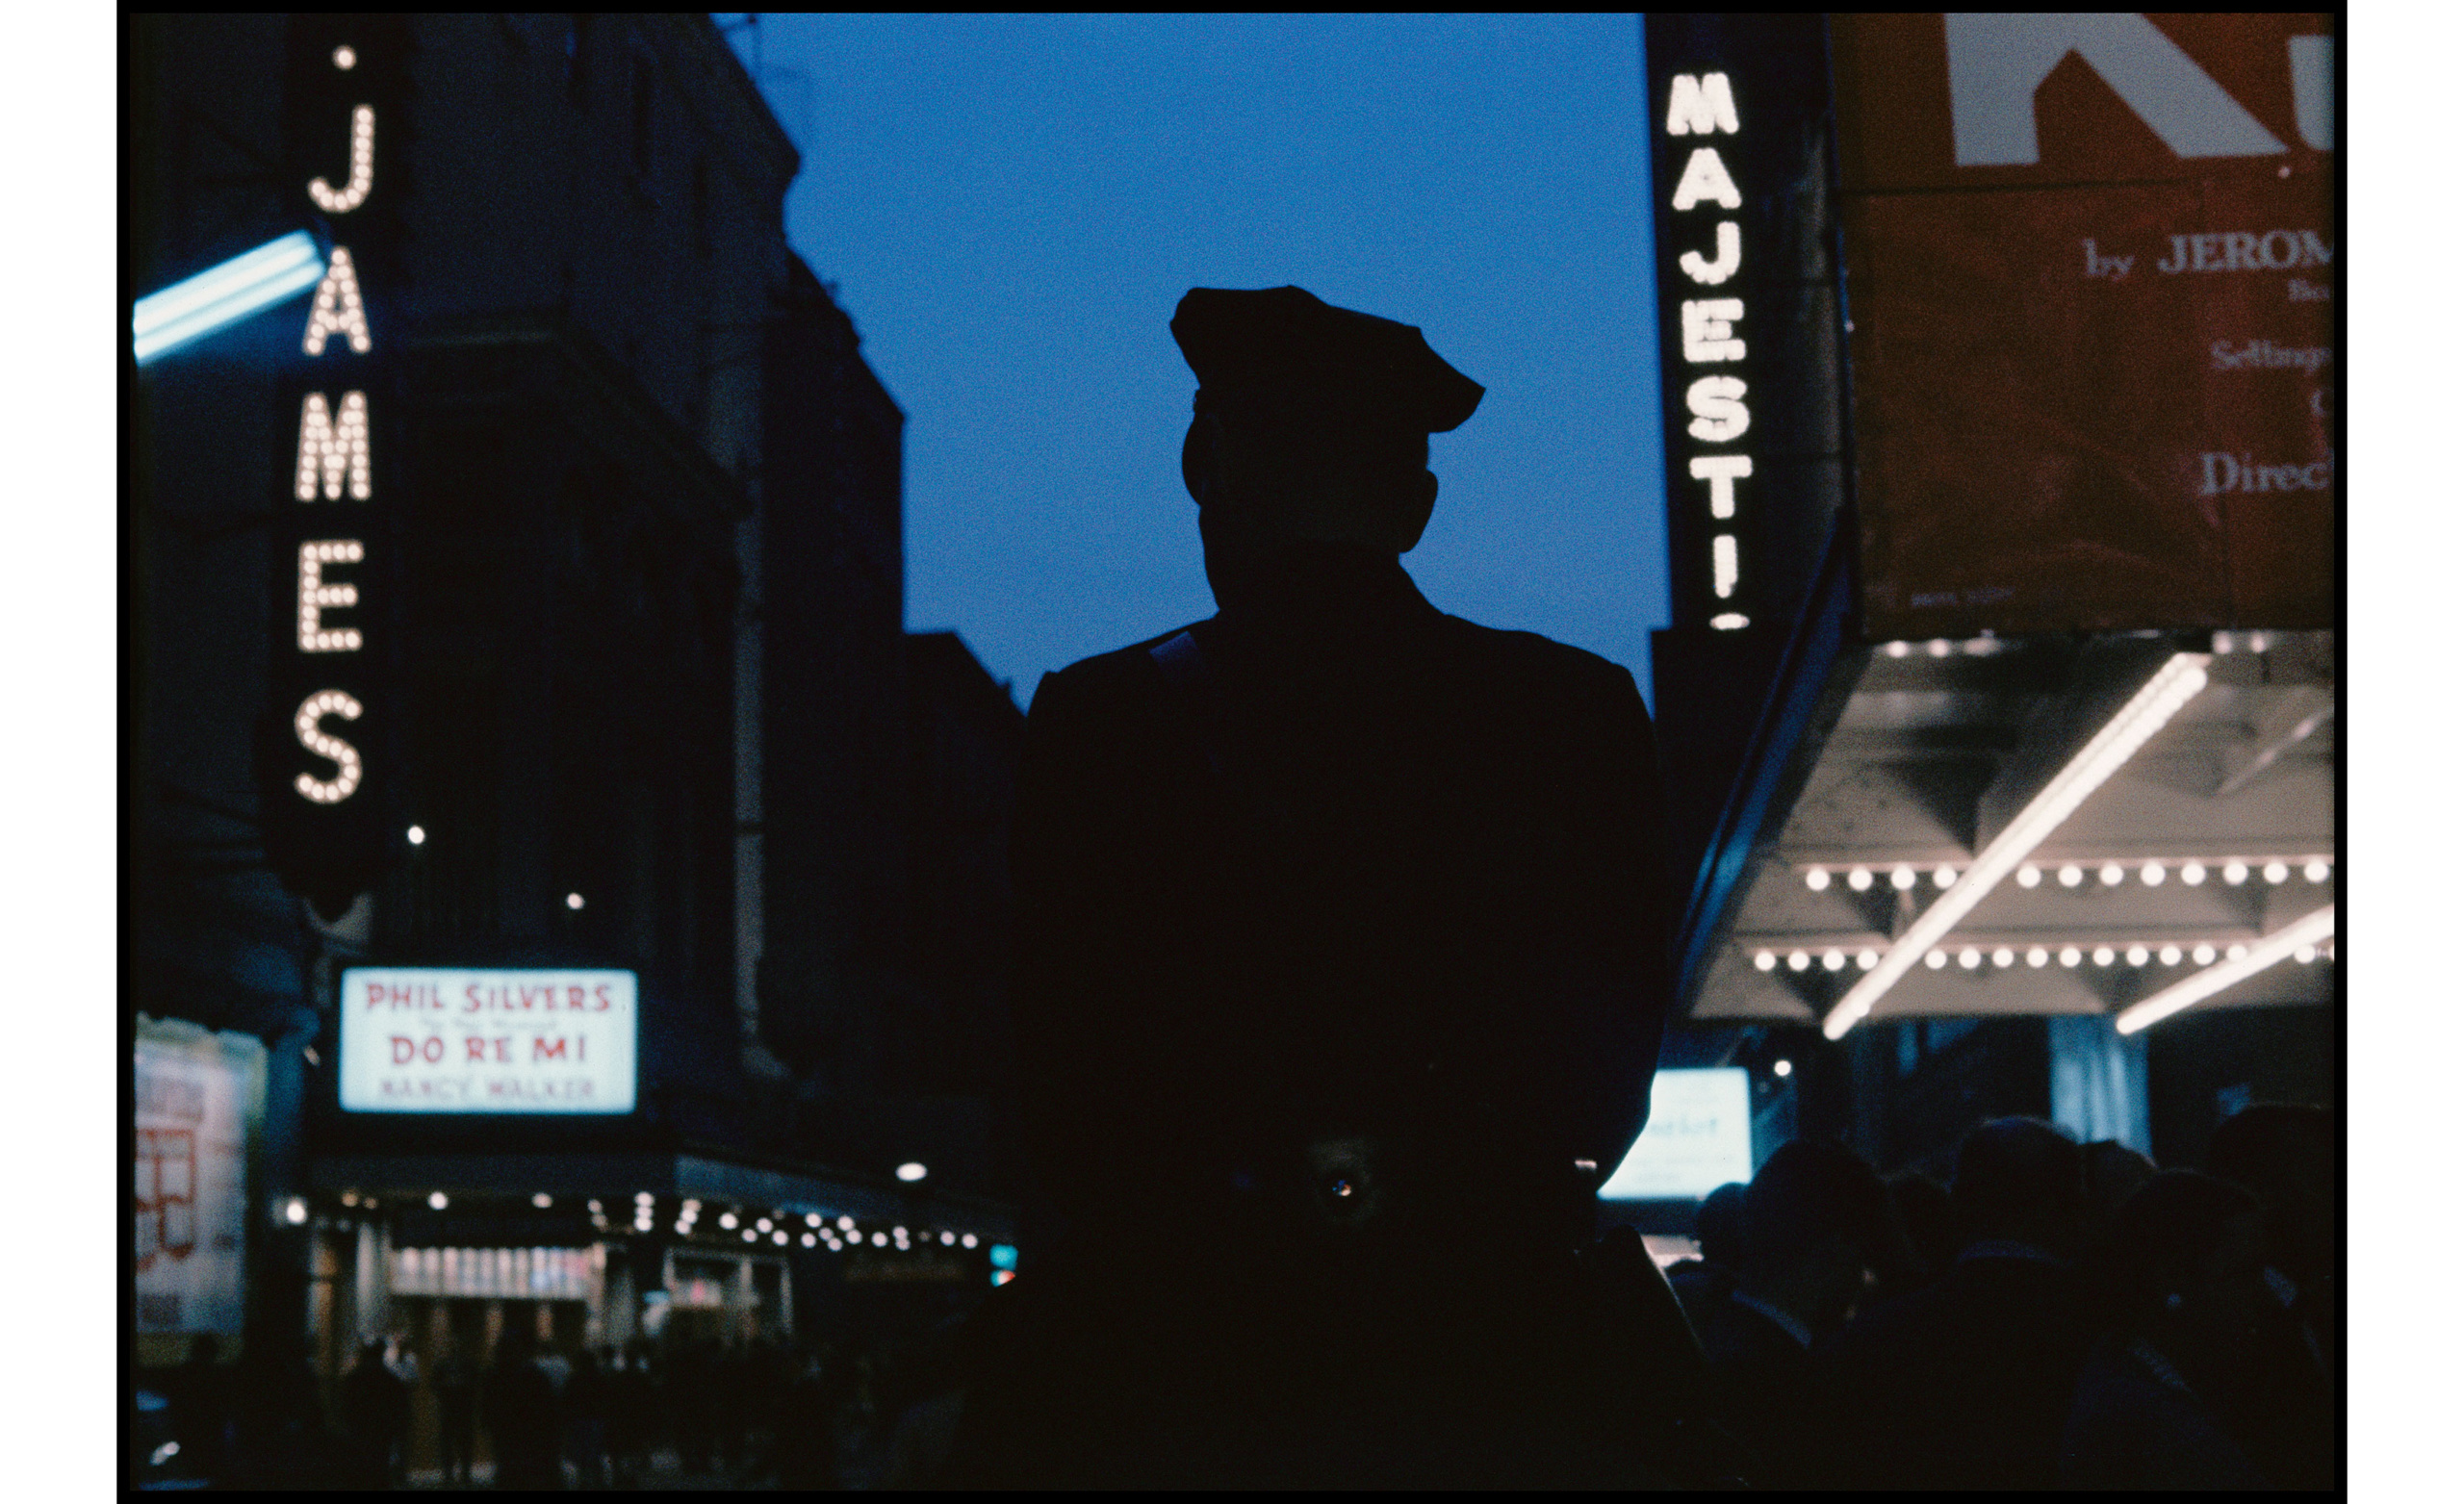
[1833,13,2335,638]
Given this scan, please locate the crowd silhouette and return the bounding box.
[1665,1105,2338,1491]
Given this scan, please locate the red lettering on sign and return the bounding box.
[392,1036,415,1065]
[424,1035,445,1062]
[466,1035,488,1063]
[534,1036,568,1062]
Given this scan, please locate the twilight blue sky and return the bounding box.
[723,13,1667,705]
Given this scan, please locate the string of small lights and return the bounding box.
[1753,936,2336,974]
[1799,854,2333,893]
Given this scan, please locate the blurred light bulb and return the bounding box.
[2293,944,2316,964]
[2058,947,2082,967]
[532,1194,552,1209]
[2092,947,2116,966]
[428,1191,448,1211]
[802,1233,816,1248]
[1754,951,1777,972]
[2192,944,2217,965]
[1928,638,1952,657]
[1823,950,1846,972]
[2223,861,2248,885]
[806,1213,822,1228]
[2125,945,2150,966]
[284,1197,309,1225]
[2016,864,2041,888]
[2304,859,2329,882]
[2059,865,2083,888]
[1772,1058,1793,1078]
[962,1234,978,1248]
[1787,951,1810,972]
[2158,945,2182,965]
[1848,867,1874,892]
[742,1229,757,1242]
[773,1230,789,1245]
[2025,947,2048,968]
[2100,863,2125,886]
[407,825,425,845]
[2263,860,2290,884]
[1805,868,1832,892]
[838,1216,856,1231]
[2181,861,2206,885]
[1891,865,1917,891]
[1926,950,1948,969]
[2226,943,2248,960]
[1858,950,1879,970]
[1959,948,1981,969]
[2141,862,2167,886]
[566,892,585,910]
[719,1212,737,1229]
[1934,865,1958,889]
[896,1162,928,1183]
[756,1218,772,1233]
[1885,640,1910,658]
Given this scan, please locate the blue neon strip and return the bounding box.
[133,231,326,366]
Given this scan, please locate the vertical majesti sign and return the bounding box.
[1644,14,1848,648]
[259,17,412,919]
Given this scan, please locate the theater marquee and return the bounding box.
[339,967,639,1114]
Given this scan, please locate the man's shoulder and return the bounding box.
[1029,623,1210,718]
[1438,615,1643,702]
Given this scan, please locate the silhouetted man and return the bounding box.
[1815,1116,2094,1491]
[962,286,1674,1487]
[2202,1104,2337,1489]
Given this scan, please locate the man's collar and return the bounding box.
[1729,1287,1813,1349]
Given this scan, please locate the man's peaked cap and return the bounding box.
[1171,286,1484,434]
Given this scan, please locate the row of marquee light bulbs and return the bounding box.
[1877,629,2286,661]
[1801,854,2334,895]
[1755,935,2336,978]
[335,1188,987,1256]
[1766,853,2339,977]
[609,1192,981,1256]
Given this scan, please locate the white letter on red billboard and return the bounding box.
[1943,13,2286,167]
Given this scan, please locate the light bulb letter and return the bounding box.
[1665,73,1740,137]
[294,689,365,803]
[1670,147,1743,212]
[295,392,372,500]
[309,105,375,213]
[1685,375,1751,443]
[1681,298,1746,363]
[298,541,366,652]
[302,246,372,356]
[1689,454,1753,519]
[1680,220,1741,285]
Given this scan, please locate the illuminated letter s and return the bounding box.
[294,689,365,803]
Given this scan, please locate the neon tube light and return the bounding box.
[2114,905,2335,1035]
[134,232,326,366]
[1822,652,2211,1039]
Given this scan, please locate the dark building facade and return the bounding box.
[132,16,1021,1473]
[757,256,1025,1204]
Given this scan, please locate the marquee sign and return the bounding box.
[339,968,640,1114]
[258,18,412,919]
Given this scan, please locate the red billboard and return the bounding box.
[1834,13,2334,639]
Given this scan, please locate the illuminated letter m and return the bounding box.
[1667,72,1740,136]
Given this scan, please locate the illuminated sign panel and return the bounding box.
[1598,1067,1754,1201]
[258,19,409,918]
[340,968,639,1114]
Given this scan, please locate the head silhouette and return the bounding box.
[1953,1117,2086,1257]
[1740,1139,1895,1334]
